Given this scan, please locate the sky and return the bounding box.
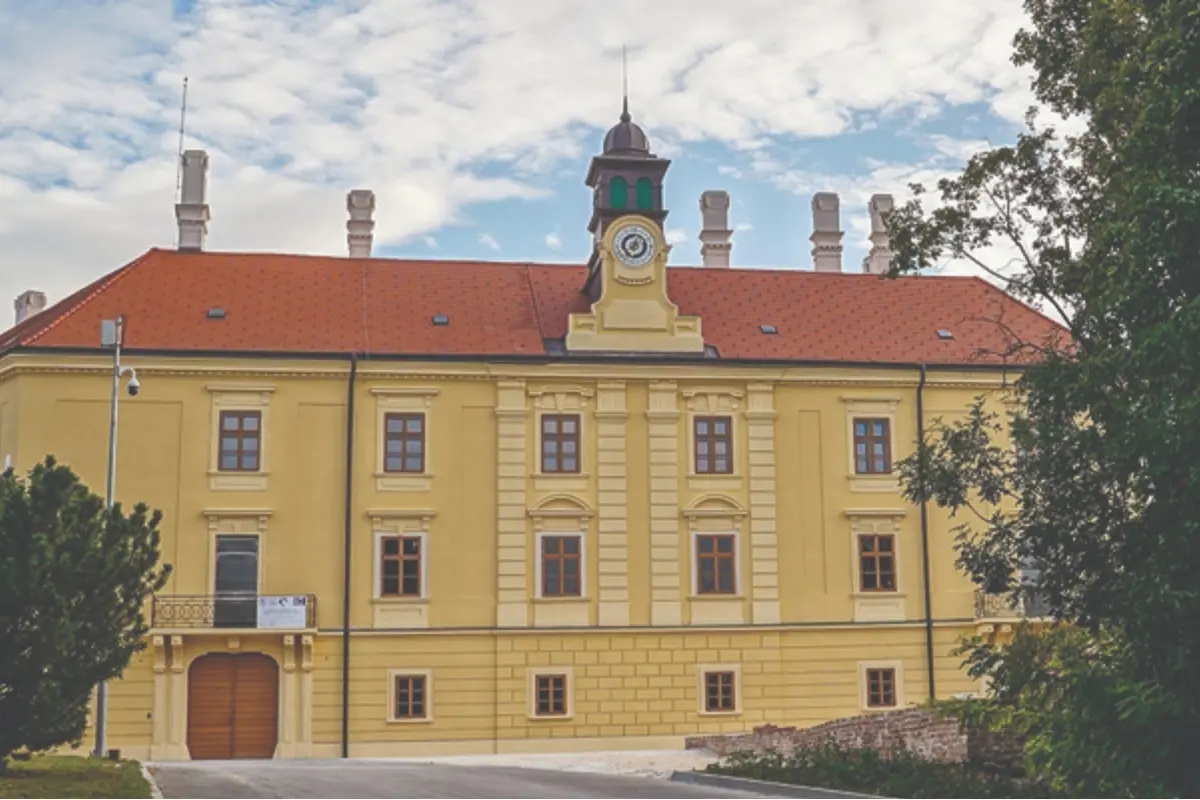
[0,0,1043,323]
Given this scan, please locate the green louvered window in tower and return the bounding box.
[635,178,654,210]
[609,177,629,209]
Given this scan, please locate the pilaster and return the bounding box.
[745,383,781,623]
[299,635,314,757]
[496,379,530,627]
[149,636,167,759]
[278,635,297,757]
[595,381,630,626]
[165,635,187,759]
[647,381,683,625]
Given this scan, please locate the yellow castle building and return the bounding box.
[0,105,1059,761]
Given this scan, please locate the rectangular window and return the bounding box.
[859,534,896,591]
[704,671,737,712]
[866,667,897,707]
[540,414,581,474]
[393,675,427,719]
[214,535,258,628]
[541,535,582,597]
[854,418,892,474]
[534,674,568,716]
[384,413,425,474]
[694,415,733,474]
[380,536,422,597]
[219,410,261,472]
[696,534,737,595]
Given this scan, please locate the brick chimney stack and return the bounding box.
[862,193,895,275]
[347,190,376,258]
[698,190,733,268]
[810,192,844,272]
[13,290,47,325]
[175,150,211,252]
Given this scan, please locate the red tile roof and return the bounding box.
[0,248,1066,366]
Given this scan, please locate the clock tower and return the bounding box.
[566,102,703,354]
[583,99,672,300]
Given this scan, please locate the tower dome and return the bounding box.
[603,99,650,155]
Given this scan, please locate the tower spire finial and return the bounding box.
[621,44,631,122]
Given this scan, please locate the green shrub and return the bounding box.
[706,742,1065,799]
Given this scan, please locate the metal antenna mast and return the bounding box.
[173,77,189,248]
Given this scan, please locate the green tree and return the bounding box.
[886,0,1200,795]
[0,456,171,770]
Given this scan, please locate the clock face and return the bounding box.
[613,224,656,267]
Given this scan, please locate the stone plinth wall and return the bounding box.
[685,709,1023,773]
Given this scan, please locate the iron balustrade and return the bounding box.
[151,594,317,629]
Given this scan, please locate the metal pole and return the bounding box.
[93,316,123,758]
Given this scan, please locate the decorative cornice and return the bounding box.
[0,357,1022,392]
[366,509,437,528]
[843,508,909,519]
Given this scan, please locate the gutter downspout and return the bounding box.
[340,354,358,759]
[917,364,936,701]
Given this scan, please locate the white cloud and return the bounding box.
[478,232,500,251]
[0,0,1042,312]
[544,233,562,250]
[665,228,688,245]
[734,222,754,233]
[422,235,437,248]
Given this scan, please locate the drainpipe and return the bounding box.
[340,354,358,759]
[917,364,936,701]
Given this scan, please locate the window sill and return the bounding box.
[208,470,269,492]
[386,716,433,725]
[532,472,590,491]
[847,473,900,493]
[688,596,745,625]
[532,598,590,627]
[699,709,743,718]
[527,713,574,722]
[686,474,743,491]
[373,597,429,605]
[375,472,433,492]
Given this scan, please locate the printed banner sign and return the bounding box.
[256,595,308,629]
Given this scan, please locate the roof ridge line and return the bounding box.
[22,248,158,347]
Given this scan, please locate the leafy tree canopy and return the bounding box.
[887,0,1200,795]
[0,456,170,768]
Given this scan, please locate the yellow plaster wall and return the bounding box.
[0,351,1016,759]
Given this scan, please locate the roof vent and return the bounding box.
[207,308,226,320]
[936,328,954,340]
[432,314,449,326]
[760,324,778,335]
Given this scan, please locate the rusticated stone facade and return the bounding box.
[685,708,1023,773]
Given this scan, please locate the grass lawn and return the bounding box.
[0,756,151,799]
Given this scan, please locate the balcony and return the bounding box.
[974,588,1052,621]
[152,594,317,631]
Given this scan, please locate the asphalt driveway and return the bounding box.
[150,759,767,799]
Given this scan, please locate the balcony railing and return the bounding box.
[152,594,317,630]
[973,588,1052,621]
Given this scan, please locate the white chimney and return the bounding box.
[347,189,376,258]
[14,290,47,325]
[698,190,733,268]
[810,192,844,272]
[862,193,895,275]
[175,149,211,252]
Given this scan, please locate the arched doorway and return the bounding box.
[187,652,279,760]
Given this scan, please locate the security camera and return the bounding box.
[127,375,140,396]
